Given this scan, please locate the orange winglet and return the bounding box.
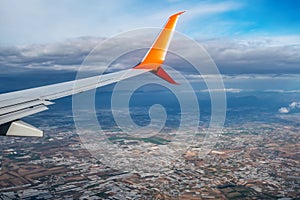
[134,11,185,84]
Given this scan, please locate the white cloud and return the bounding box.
[183,1,242,19]
[187,74,300,81]
[278,107,290,114]
[278,101,300,114]
[289,101,300,109]
[0,0,139,45]
[265,90,300,93]
[200,88,242,93]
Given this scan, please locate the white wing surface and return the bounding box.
[0,69,149,136]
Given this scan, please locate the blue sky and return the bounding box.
[0,0,299,45]
[0,0,299,75]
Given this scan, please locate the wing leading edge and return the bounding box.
[0,69,150,137]
[0,11,184,137]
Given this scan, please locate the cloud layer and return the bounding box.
[0,37,100,73]
[0,35,299,75]
[201,36,300,74]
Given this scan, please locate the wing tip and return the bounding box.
[170,11,185,18]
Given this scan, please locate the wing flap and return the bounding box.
[0,99,53,115]
[0,104,48,125]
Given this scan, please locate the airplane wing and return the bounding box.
[0,11,184,137]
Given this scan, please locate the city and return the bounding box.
[1,118,299,199]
